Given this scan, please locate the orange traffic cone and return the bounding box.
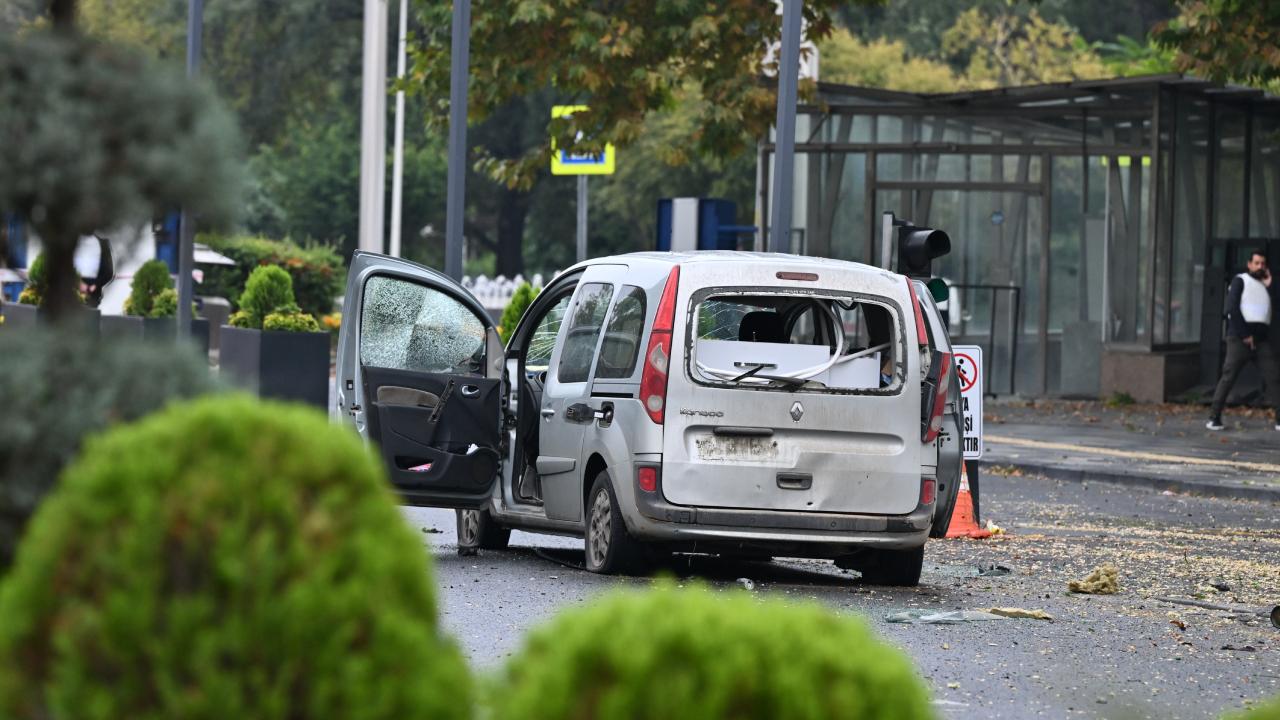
[945,462,992,539]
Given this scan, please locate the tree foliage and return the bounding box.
[405,0,860,189]
[819,29,961,92]
[1155,1,1280,86]
[942,8,1110,88]
[0,28,243,319]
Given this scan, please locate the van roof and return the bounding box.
[570,251,901,279]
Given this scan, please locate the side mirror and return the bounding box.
[927,277,949,304]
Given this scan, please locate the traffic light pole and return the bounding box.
[767,0,802,254]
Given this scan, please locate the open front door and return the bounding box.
[334,252,504,508]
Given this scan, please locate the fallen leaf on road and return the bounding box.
[1221,645,1256,652]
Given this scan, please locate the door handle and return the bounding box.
[460,385,480,398]
[540,407,556,418]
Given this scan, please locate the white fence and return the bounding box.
[461,273,550,314]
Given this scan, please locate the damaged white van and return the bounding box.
[334,251,957,585]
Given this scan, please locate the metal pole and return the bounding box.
[389,0,408,258]
[576,175,588,263]
[358,0,388,255]
[767,0,802,254]
[177,0,202,339]
[444,0,471,280]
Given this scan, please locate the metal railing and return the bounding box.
[945,284,1021,397]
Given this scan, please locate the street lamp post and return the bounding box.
[389,0,408,259]
[359,0,389,255]
[768,0,802,255]
[443,0,471,281]
[177,0,203,338]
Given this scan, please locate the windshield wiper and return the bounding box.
[754,373,806,388]
[730,362,770,383]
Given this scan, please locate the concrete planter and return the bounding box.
[220,326,329,408]
[99,315,211,358]
[0,303,99,334]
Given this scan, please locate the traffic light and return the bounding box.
[896,224,951,279]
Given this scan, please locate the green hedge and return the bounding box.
[499,282,539,343]
[492,582,934,720]
[0,395,471,719]
[200,235,343,319]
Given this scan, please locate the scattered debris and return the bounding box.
[946,682,961,690]
[986,607,1052,620]
[1221,645,1257,652]
[1156,596,1272,619]
[1168,613,1187,632]
[421,527,443,534]
[1209,580,1232,592]
[885,610,1005,624]
[977,564,1012,577]
[736,577,756,591]
[1069,564,1120,595]
[983,519,1006,536]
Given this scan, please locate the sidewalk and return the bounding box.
[980,398,1280,502]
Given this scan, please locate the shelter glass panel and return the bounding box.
[1169,95,1210,344]
[1214,106,1248,239]
[1251,112,1280,238]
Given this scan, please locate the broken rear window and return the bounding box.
[689,291,900,393]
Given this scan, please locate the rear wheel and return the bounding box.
[456,508,510,556]
[584,471,645,575]
[838,546,924,587]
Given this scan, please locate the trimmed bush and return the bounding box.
[126,259,174,317]
[149,287,178,318]
[0,329,217,568]
[499,282,539,343]
[239,265,298,328]
[0,395,472,719]
[201,235,343,319]
[492,582,934,720]
[18,253,46,305]
[263,310,321,332]
[1225,697,1280,719]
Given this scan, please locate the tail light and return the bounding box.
[906,277,929,348]
[921,351,952,444]
[640,266,680,425]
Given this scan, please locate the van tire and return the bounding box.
[456,508,510,556]
[584,471,645,575]
[847,546,924,587]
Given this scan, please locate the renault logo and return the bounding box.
[789,401,804,422]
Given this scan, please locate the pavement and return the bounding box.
[981,399,1280,502]
[406,473,1280,720]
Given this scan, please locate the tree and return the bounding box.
[0,12,243,320]
[818,28,964,92]
[942,8,1110,88]
[1154,1,1280,86]
[405,0,864,190]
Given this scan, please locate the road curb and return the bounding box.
[985,458,1280,503]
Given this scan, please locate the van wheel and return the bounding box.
[584,471,645,575]
[845,546,924,587]
[456,508,510,556]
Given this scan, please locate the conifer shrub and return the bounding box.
[0,395,472,720]
[499,282,539,343]
[0,329,217,568]
[263,309,321,332]
[126,259,174,317]
[17,253,46,305]
[239,264,297,326]
[492,582,934,720]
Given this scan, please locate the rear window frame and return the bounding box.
[682,285,909,397]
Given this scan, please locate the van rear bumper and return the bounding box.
[630,484,932,551]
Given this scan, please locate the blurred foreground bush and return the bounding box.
[493,582,934,720]
[1227,697,1280,719]
[0,395,471,719]
[201,235,343,319]
[0,330,216,568]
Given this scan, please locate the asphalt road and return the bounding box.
[402,473,1279,720]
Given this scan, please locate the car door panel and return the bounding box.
[333,251,503,509]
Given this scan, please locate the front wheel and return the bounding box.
[584,471,645,574]
[456,508,510,556]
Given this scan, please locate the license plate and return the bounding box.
[694,434,779,462]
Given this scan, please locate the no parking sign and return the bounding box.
[953,346,983,459]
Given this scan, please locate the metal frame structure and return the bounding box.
[759,75,1280,397]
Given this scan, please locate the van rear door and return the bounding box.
[660,263,923,516]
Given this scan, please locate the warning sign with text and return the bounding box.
[953,346,983,459]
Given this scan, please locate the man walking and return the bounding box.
[1207,249,1280,431]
